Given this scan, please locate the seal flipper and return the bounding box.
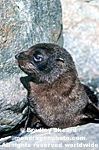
[83,85,98,106]
[86,103,99,119]
[81,102,99,124]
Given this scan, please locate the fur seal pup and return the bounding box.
[15,43,99,129]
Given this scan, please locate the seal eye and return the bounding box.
[33,54,43,62]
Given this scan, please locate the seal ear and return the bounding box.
[55,57,64,64]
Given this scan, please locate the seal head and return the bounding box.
[15,43,78,84]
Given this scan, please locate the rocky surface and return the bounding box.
[0,123,99,150]
[60,0,99,103]
[0,0,63,133]
[61,0,99,81]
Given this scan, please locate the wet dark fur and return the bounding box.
[15,43,99,129]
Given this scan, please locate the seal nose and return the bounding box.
[15,54,20,59]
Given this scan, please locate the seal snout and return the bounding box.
[15,53,20,59]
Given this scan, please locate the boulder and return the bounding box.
[0,0,63,133]
[61,0,99,102]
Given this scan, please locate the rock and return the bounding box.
[60,0,99,102]
[0,0,63,133]
[0,123,99,150]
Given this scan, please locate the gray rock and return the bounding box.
[0,123,99,150]
[61,0,99,101]
[0,0,63,133]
